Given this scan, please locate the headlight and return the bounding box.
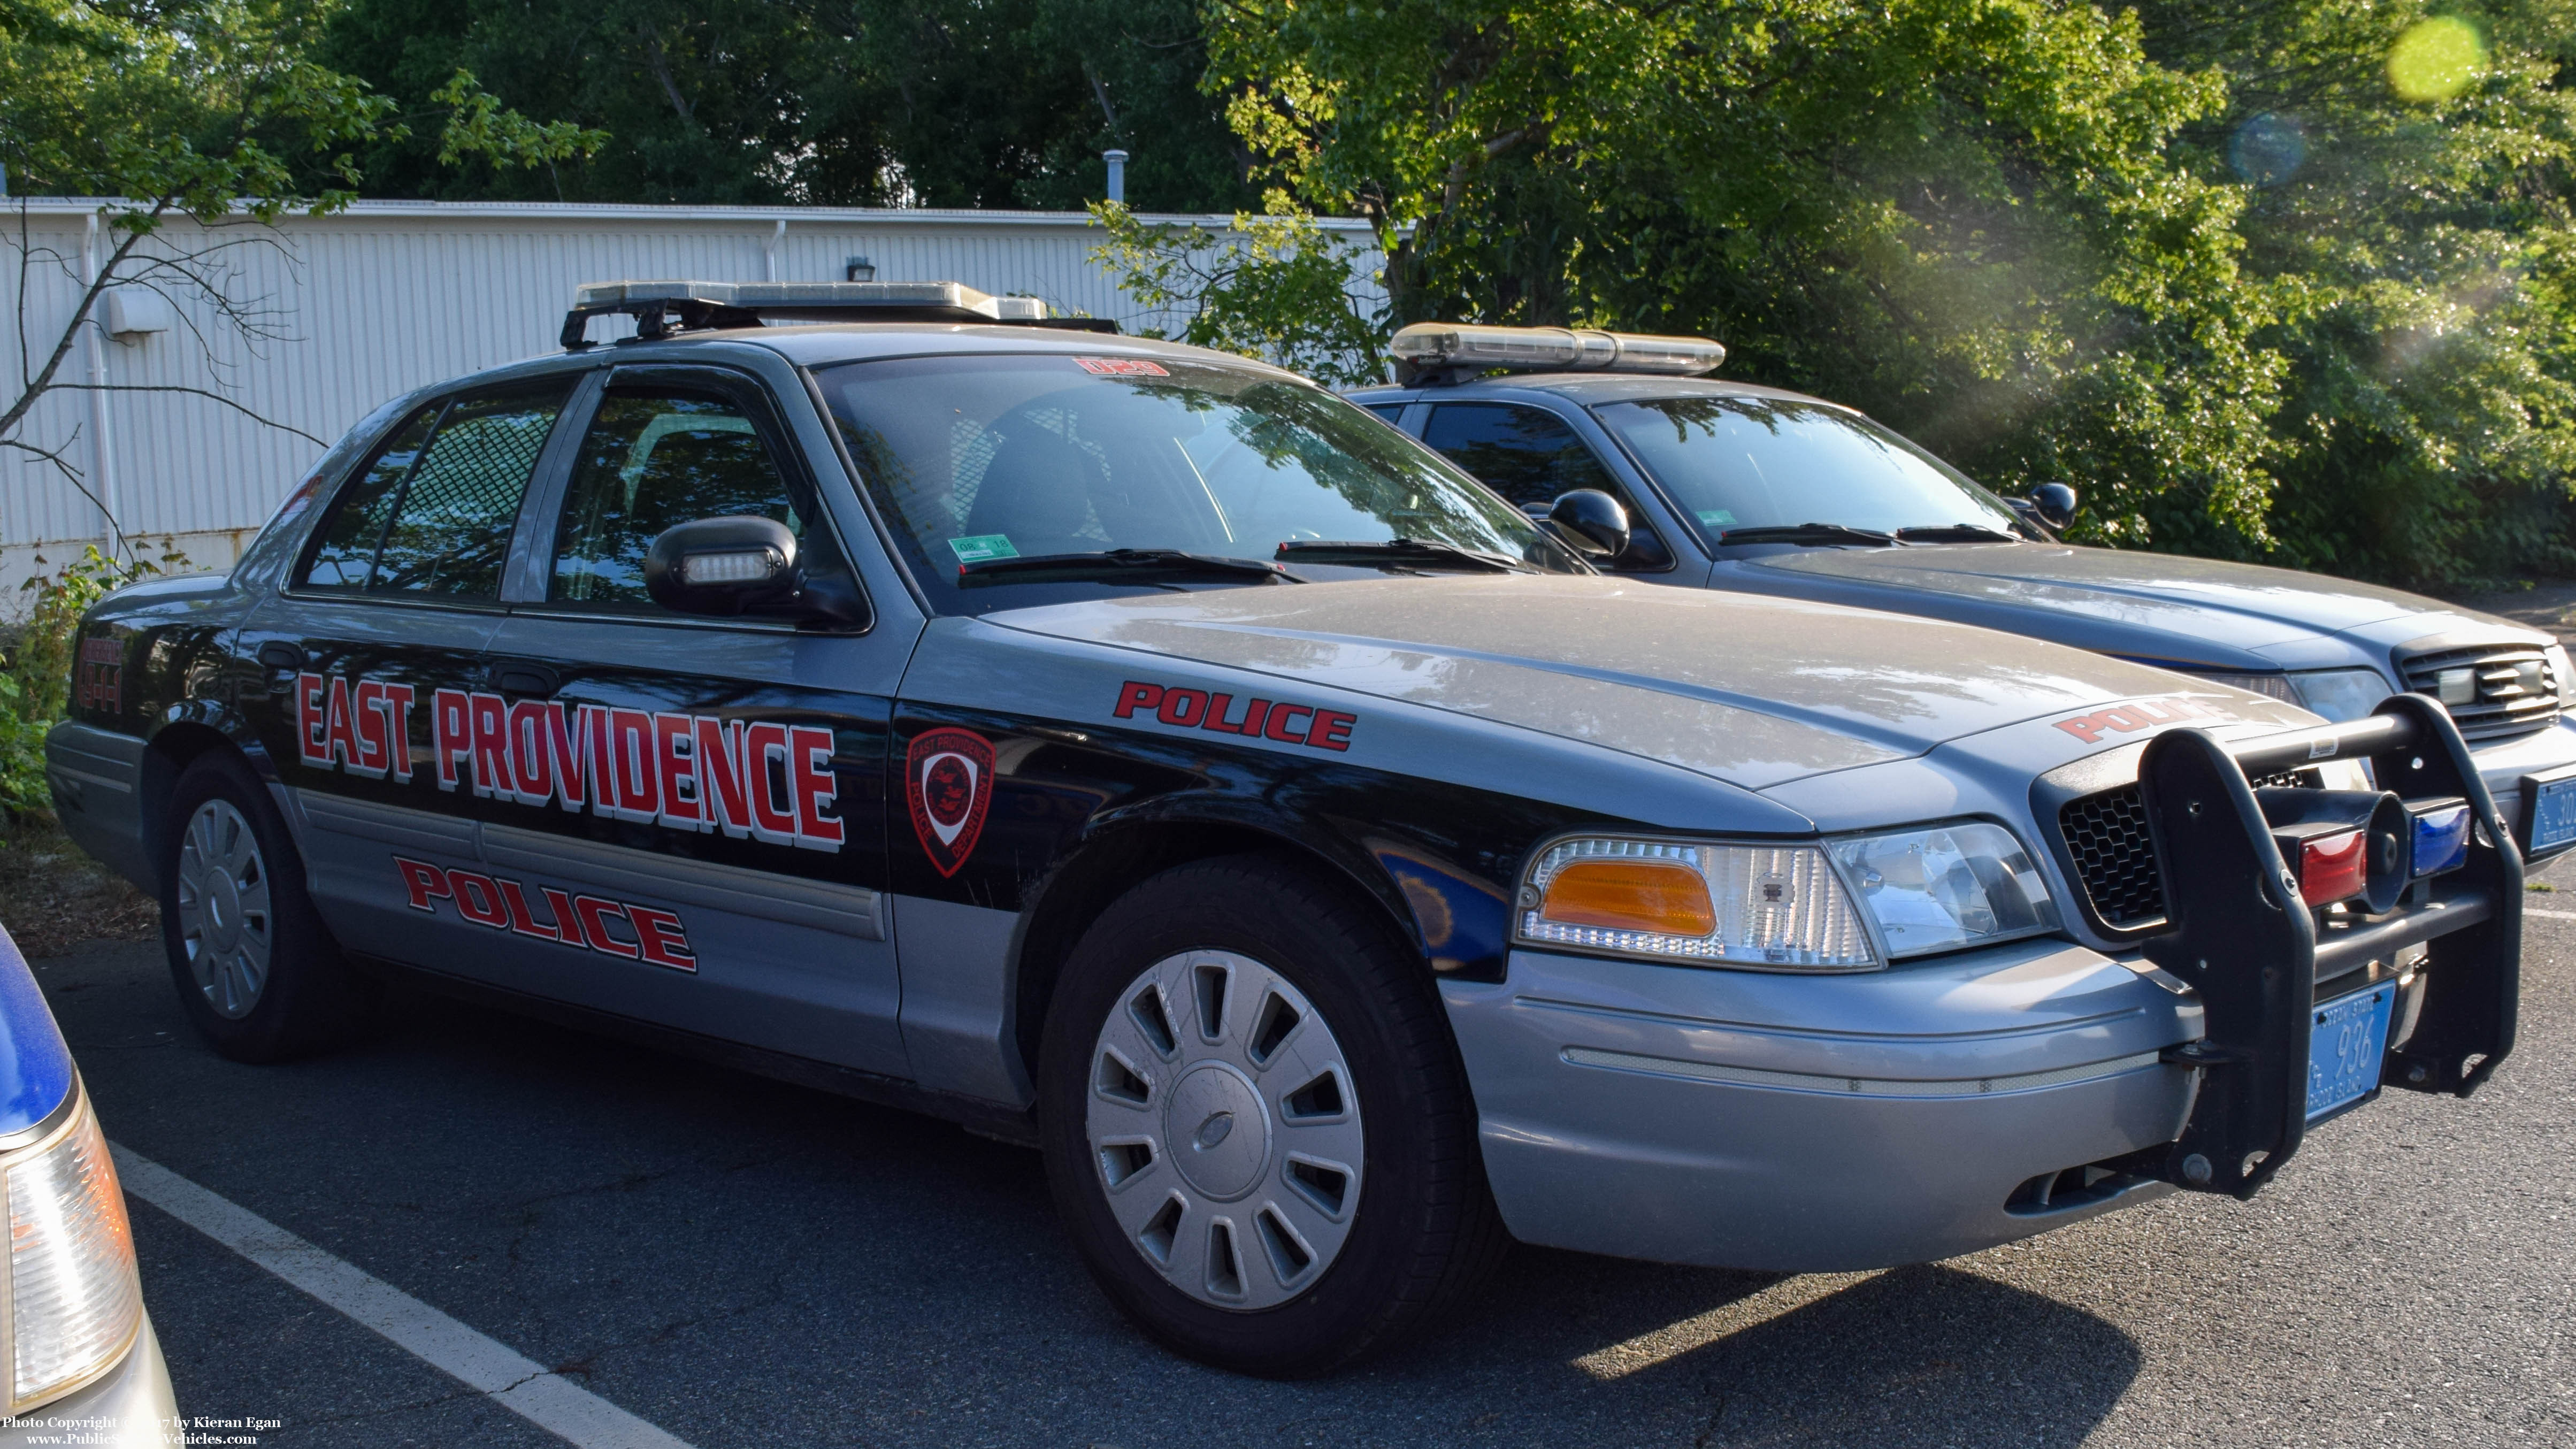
[1516,837,1877,971]
[5,1084,142,1413]
[2197,671,2297,705]
[1827,821,2061,959]
[2288,668,2395,722]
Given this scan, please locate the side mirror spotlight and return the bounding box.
[644,516,867,630]
[2026,482,2077,531]
[1546,489,1631,559]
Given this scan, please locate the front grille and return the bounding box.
[2059,787,2166,929]
[2397,642,2560,740]
[2058,769,2318,931]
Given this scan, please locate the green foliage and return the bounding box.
[1194,0,2576,589]
[2133,0,2576,588]
[0,544,175,821]
[0,0,604,223]
[1,1,603,562]
[315,0,1259,210]
[1090,198,1386,385]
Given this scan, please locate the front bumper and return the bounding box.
[1453,695,2523,1271]
[0,1312,178,1447]
[2470,716,2576,861]
[1445,940,2200,1271]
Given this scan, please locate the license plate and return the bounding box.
[2531,772,2576,854]
[2307,982,2397,1121]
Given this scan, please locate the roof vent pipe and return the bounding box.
[1103,150,1129,205]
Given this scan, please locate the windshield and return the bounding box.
[816,354,1573,614]
[1592,397,2023,545]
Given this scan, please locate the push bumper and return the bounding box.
[1443,940,2201,1271]
[0,1312,179,1447]
[1451,695,2521,1270]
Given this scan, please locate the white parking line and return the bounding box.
[109,1144,697,1449]
[2526,906,2576,919]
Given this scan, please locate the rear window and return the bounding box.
[298,384,570,599]
[815,354,1563,614]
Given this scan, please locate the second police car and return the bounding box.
[1349,322,2576,860]
[44,282,2528,1376]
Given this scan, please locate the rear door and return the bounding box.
[239,372,589,979]
[478,363,912,1077]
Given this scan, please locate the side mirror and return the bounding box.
[1546,489,1631,559]
[2027,482,2077,530]
[645,516,806,618]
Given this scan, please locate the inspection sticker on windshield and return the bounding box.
[948,534,1020,564]
[1075,357,1170,377]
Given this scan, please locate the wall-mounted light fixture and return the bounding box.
[845,256,876,282]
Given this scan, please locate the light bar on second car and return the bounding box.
[1391,322,1727,377]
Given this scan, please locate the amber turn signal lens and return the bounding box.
[1539,860,1716,936]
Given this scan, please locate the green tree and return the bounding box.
[1206,0,2288,547]
[1,0,600,538]
[1199,0,2576,584]
[2129,2,2576,587]
[1091,197,1385,384]
[317,0,1260,211]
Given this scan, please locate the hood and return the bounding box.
[985,576,2309,788]
[1738,542,2516,667]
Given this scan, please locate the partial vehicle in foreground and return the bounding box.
[1347,323,2576,870]
[44,281,2528,1376]
[0,926,176,1446]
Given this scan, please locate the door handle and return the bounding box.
[489,663,561,699]
[257,642,303,673]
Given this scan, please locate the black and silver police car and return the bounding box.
[44,282,2527,1375]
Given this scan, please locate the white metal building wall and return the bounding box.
[0,200,1384,592]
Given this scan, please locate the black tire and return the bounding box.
[157,751,377,1062]
[1037,853,1507,1376]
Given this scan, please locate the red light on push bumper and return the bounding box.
[2297,827,2368,904]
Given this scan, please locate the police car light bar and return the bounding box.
[561,279,1117,349]
[1390,321,1727,382]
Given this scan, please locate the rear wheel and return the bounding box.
[159,752,376,1062]
[1038,854,1505,1376]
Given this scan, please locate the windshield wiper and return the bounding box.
[1273,538,1537,573]
[957,548,1301,587]
[1893,523,2019,543]
[1714,523,1898,548]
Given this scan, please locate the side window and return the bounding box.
[1420,403,1618,513]
[301,406,438,589]
[1363,403,1410,425]
[297,387,567,599]
[1421,402,1671,570]
[549,388,841,609]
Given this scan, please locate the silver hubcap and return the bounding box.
[175,799,273,1019]
[1087,950,1363,1312]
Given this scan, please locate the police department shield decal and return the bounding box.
[906,727,996,877]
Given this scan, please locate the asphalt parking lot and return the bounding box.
[27,903,2575,1449]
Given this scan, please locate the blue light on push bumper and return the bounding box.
[2409,803,2471,879]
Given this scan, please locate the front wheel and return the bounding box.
[1037,855,1505,1376]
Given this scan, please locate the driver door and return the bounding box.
[480,364,911,1077]
[1417,402,1677,573]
